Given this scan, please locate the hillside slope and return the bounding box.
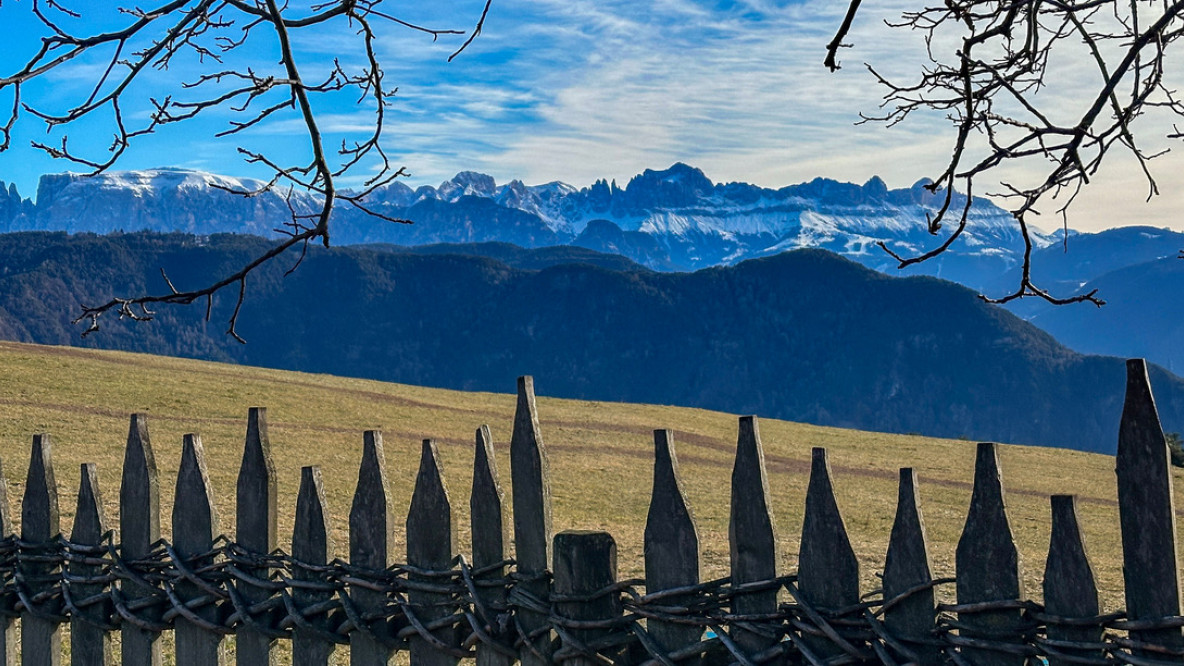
[0,340,1177,607]
[0,231,1178,452]
[1017,257,1184,374]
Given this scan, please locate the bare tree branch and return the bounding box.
[1,1,490,339]
[829,0,1184,306]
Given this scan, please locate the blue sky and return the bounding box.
[0,0,1180,232]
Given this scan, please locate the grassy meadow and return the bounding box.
[0,339,1180,614]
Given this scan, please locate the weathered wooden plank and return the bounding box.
[70,464,112,666]
[728,416,778,658]
[882,468,939,666]
[1043,495,1101,666]
[954,442,1024,666]
[510,376,553,666]
[236,408,276,666]
[797,447,859,661]
[470,425,512,666]
[407,439,458,666]
[0,458,13,666]
[349,430,393,666]
[292,466,334,666]
[172,434,225,666]
[1116,359,1184,654]
[553,531,621,666]
[643,430,702,658]
[119,413,161,666]
[22,433,61,666]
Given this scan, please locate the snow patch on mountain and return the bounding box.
[0,163,1057,292]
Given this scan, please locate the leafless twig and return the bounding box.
[828,0,1184,306]
[1,0,489,339]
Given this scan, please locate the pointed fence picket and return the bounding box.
[291,466,334,666]
[881,468,939,666]
[234,408,276,666]
[470,425,514,666]
[348,430,393,666]
[21,434,59,666]
[69,463,111,666]
[117,413,161,666]
[726,416,778,661]
[0,367,1181,664]
[642,430,701,660]
[954,442,1025,666]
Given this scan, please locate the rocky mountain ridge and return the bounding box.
[0,164,1054,289]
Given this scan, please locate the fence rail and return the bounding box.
[0,363,1181,665]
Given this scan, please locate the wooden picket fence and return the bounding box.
[0,361,1182,666]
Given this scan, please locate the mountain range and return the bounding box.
[0,230,1180,454]
[3,165,1183,373]
[0,164,1052,289]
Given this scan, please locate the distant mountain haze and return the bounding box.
[0,231,1179,454]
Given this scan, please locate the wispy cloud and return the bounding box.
[0,0,1176,232]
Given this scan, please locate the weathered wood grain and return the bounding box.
[1116,359,1184,654]
[120,414,161,666]
[510,377,553,666]
[292,466,334,666]
[728,416,778,658]
[554,531,621,666]
[470,425,512,666]
[349,430,393,666]
[644,430,703,659]
[22,434,61,666]
[955,442,1024,666]
[797,447,859,661]
[0,458,14,666]
[70,464,111,666]
[407,439,458,666]
[882,468,939,666]
[172,434,224,666]
[1044,495,1101,666]
[235,408,276,666]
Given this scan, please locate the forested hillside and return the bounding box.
[0,231,1176,452]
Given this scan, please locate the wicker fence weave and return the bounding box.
[0,538,1183,665]
[1,363,1182,666]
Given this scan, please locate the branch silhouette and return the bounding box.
[1,0,486,341]
[828,0,1184,306]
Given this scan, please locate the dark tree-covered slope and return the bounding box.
[0,231,1175,453]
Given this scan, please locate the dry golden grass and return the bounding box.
[1,339,1180,616]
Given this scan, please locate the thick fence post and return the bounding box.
[0,459,13,666]
[349,430,393,666]
[796,447,861,662]
[471,425,513,666]
[553,531,621,666]
[172,434,224,666]
[69,464,112,666]
[1116,359,1183,655]
[882,468,940,666]
[728,416,778,660]
[407,439,458,666]
[119,413,161,666]
[291,466,335,666]
[22,434,61,666]
[510,376,553,666]
[643,430,702,660]
[954,442,1025,666]
[1043,495,1101,666]
[235,408,276,666]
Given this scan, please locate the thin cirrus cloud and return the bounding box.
[0,0,1178,231]
[369,0,957,189]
